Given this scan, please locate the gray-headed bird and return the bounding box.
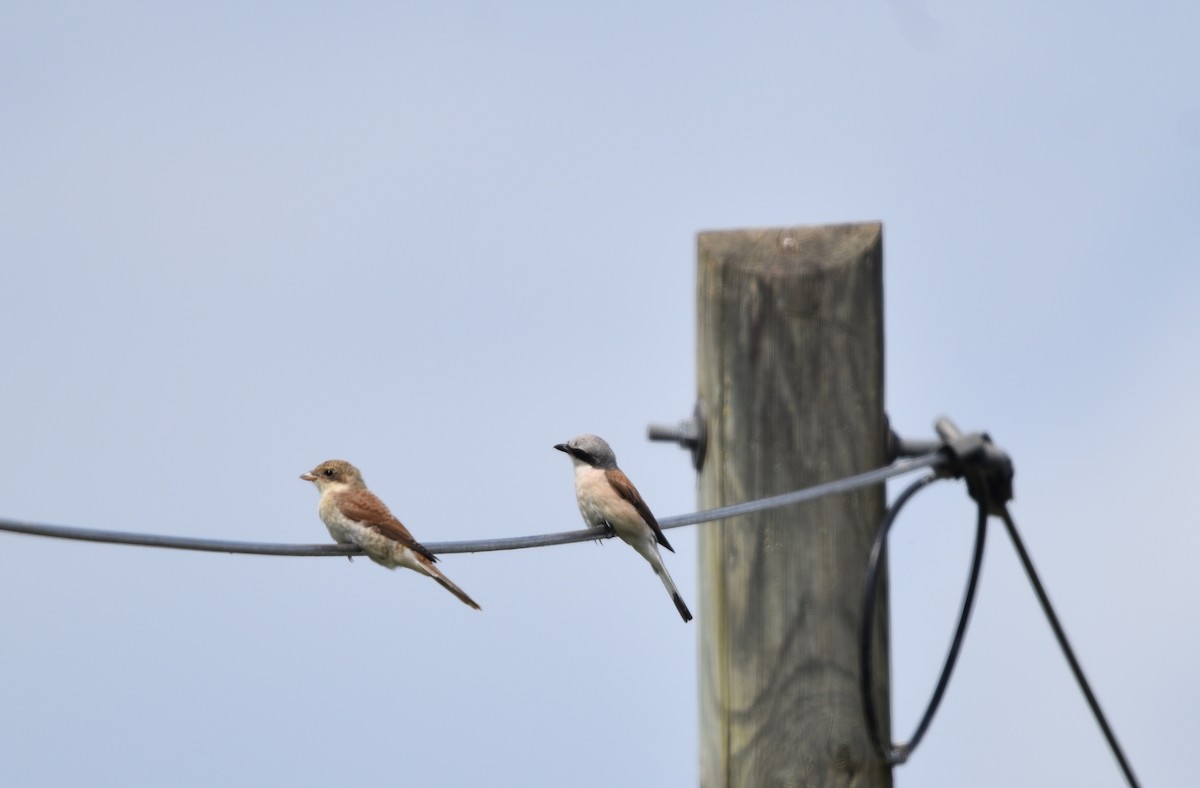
[555,434,692,622]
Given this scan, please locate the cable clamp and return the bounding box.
[888,414,1014,515]
[933,416,1014,515]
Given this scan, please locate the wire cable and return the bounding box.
[858,474,1139,786]
[860,473,988,765]
[0,450,948,557]
[655,451,947,530]
[0,436,1140,785]
[998,504,1140,788]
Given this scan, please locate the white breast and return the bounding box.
[574,465,643,532]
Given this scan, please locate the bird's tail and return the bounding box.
[653,561,693,623]
[429,566,482,611]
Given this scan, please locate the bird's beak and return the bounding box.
[300,472,317,482]
[553,443,569,454]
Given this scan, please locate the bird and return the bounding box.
[554,434,692,622]
[300,459,480,610]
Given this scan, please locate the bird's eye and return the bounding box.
[323,468,335,478]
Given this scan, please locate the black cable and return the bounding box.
[998,504,1140,788]
[860,471,1139,786]
[860,473,988,765]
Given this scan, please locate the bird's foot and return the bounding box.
[592,523,616,545]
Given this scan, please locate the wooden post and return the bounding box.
[697,222,891,787]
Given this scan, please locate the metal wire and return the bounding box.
[0,450,948,557]
[655,451,947,529]
[997,504,1140,788]
[0,442,1140,785]
[0,521,362,556]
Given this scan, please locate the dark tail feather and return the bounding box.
[650,555,692,623]
[673,592,693,623]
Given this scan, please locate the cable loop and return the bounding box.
[860,431,1139,787]
[859,473,988,765]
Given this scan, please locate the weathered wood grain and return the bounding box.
[697,222,892,788]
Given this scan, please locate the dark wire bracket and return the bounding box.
[890,415,1014,515]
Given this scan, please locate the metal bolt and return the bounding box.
[647,399,707,471]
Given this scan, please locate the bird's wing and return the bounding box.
[334,488,439,563]
[606,468,674,552]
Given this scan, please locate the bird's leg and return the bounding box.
[592,520,616,544]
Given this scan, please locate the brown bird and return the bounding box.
[300,459,480,610]
[555,434,692,622]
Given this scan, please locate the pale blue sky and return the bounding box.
[2,3,1196,786]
